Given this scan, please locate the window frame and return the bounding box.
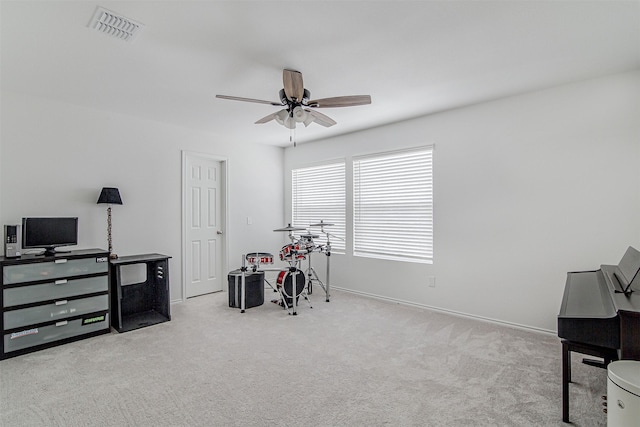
[352,146,433,264]
[291,161,346,254]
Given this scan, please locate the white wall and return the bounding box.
[0,92,285,302]
[285,71,640,332]
[2,71,638,331]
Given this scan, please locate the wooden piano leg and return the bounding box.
[562,340,570,423]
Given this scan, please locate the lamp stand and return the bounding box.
[106,205,118,259]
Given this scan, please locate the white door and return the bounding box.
[184,153,224,297]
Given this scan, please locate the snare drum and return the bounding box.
[279,243,306,261]
[246,252,274,266]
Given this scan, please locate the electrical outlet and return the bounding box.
[428,276,436,287]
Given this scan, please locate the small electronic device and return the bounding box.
[4,225,22,258]
[22,217,78,256]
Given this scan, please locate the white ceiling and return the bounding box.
[2,1,639,147]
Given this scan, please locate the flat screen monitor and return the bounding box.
[22,217,78,256]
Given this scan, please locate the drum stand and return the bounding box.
[238,254,276,313]
[239,255,248,313]
[305,220,335,302]
[304,243,331,302]
[324,241,331,302]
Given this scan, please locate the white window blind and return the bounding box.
[292,162,346,253]
[353,147,433,263]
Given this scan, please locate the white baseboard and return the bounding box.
[332,286,557,336]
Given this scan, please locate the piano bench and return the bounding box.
[561,339,619,423]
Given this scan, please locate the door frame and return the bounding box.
[181,150,229,302]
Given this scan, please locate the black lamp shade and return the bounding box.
[97,187,123,205]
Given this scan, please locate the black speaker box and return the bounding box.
[228,270,264,309]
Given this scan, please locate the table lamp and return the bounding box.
[97,187,122,259]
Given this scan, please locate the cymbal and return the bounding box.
[273,223,306,232]
[310,221,334,227]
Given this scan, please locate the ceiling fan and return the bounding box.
[216,69,371,130]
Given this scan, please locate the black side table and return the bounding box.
[110,254,171,332]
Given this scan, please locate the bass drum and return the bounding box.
[276,269,306,306]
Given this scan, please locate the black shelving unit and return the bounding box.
[110,253,171,333]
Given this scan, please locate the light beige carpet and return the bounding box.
[0,289,606,426]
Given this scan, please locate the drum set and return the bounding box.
[235,220,337,315]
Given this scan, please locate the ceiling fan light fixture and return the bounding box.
[275,108,296,129]
[292,106,307,123]
[275,109,288,125]
[284,116,296,129]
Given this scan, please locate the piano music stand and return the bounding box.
[561,339,618,423]
[613,271,635,296]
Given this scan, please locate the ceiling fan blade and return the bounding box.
[307,95,371,108]
[255,112,278,124]
[306,109,337,127]
[283,69,304,102]
[216,94,283,106]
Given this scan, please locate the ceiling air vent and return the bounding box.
[88,6,144,42]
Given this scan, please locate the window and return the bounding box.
[292,162,346,253]
[353,147,433,263]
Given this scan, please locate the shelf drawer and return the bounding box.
[2,257,108,285]
[3,294,109,330]
[3,313,109,353]
[3,276,108,307]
